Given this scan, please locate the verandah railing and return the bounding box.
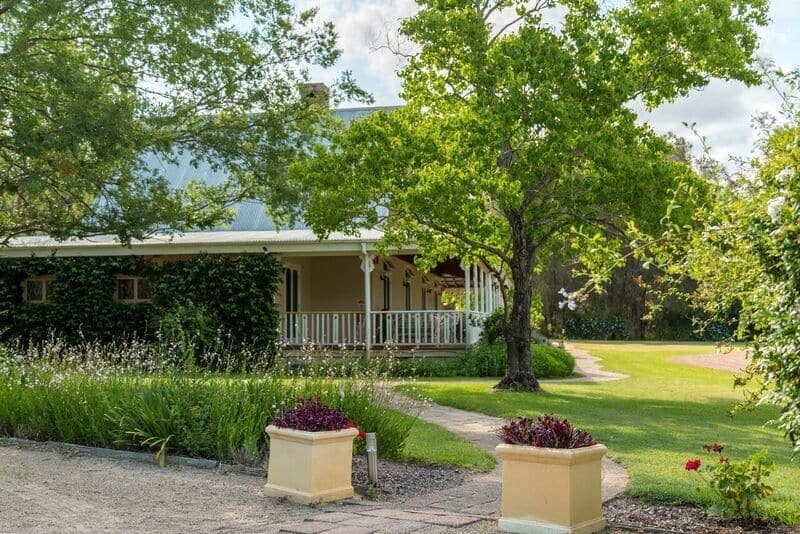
[280,310,482,347]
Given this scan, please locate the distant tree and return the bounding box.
[0,0,366,244]
[295,0,767,391]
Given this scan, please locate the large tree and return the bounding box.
[0,0,365,244]
[294,0,767,390]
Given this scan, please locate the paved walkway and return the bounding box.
[558,343,629,382]
[277,345,630,533]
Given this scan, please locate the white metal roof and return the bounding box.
[0,229,414,258]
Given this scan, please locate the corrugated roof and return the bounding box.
[141,106,399,233]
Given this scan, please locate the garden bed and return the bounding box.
[605,496,796,533]
[351,456,468,499]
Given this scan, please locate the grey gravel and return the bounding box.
[351,456,468,500]
[604,496,798,533]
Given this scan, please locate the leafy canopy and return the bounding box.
[0,0,366,244]
[298,0,765,268]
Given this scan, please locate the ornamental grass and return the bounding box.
[0,338,416,465]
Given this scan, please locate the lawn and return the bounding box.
[397,342,800,525]
[401,416,496,472]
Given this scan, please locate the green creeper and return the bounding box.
[295,0,767,391]
[0,0,367,244]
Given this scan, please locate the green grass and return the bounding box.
[397,342,800,525]
[401,417,496,472]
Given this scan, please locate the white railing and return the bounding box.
[281,312,365,346]
[280,310,477,347]
[371,310,467,347]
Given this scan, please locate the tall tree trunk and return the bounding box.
[495,222,541,391]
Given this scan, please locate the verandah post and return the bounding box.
[462,261,472,346]
[360,244,375,357]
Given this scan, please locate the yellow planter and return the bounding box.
[496,443,607,534]
[264,425,358,504]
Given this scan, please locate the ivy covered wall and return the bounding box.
[0,254,282,349]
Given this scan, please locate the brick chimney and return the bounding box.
[299,82,330,107]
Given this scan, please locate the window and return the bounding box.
[114,276,152,303]
[22,276,55,303]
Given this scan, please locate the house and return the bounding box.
[0,106,502,354]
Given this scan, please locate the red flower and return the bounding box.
[345,421,356,429]
[685,459,701,471]
[358,429,366,440]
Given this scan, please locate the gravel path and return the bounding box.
[671,351,749,373]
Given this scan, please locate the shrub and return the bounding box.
[479,308,507,344]
[452,341,575,378]
[496,414,597,449]
[685,443,775,519]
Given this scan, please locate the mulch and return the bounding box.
[605,496,798,533]
[351,456,469,500]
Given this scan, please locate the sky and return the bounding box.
[296,0,800,167]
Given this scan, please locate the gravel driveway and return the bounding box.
[0,442,497,534]
[0,442,315,533]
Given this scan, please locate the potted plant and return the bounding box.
[264,398,364,504]
[495,414,606,534]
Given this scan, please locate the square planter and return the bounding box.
[264,425,358,504]
[496,443,607,534]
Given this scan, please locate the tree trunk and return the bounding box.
[495,223,541,392]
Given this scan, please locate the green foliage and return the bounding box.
[688,445,775,519]
[295,0,767,386]
[563,313,631,341]
[0,342,415,464]
[479,308,507,344]
[0,254,281,355]
[392,343,574,379]
[0,0,366,243]
[0,256,153,341]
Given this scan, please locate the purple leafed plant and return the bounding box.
[496,414,597,449]
[271,398,352,432]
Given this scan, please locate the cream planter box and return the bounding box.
[264,425,358,504]
[496,443,607,534]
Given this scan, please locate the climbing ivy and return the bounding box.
[0,254,281,349]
